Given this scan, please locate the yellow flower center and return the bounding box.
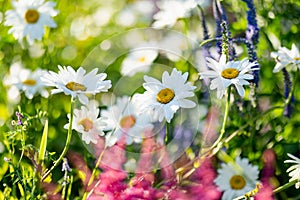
[23,79,37,86]
[221,68,239,79]
[25,9,40,24]
[229,175,246,190]
[65,82,87,91]
[78,118,94,132]
[294,57,300,61]
[156,88,175,104]
[120,115,136,129]
[138,56,146,63]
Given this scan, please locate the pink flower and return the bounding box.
[135,130,157,179]
[100,143,127,171]
[92,136,127,171]
[120,185,157,200]
[254,183,274,200]
[188,158,222,200]
[261,149,276,181]
[88,137,128,199]
[156,186,190,200]
[88,170,127,200]
[167,188,190,199]
[254,149,276,200]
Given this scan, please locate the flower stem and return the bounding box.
[82,147,106,200]
[42,97,74,181]
[18,128,25,167]
[165,123,169,144]
[273,179,298,194]
[182,18,189,38]
[210,86,231,151]
[61,171,68,199]
[199,38,222,47]
[66,175,73,200]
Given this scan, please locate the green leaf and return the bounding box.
[38,120,48,163]
[0,156,8,182]
[17,182,24,197]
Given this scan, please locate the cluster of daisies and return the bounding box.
[3,49,300,199]
[4,46,300,199]
[4,51,262,146]
[3,0,300,199]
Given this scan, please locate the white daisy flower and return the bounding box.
[214,157,259,200]
[41,65,112,105]
[152,0,196,28]
[284,153,300,189]
[137,68,196,123]
[271,43,300,73]
[3,62,49,99]
[199,54,259,99]
[102,96,153,147]
[121,49,158,77]
[64,101,106,144]
[4,0,58,45]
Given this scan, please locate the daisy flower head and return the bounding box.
[138,68,196,123]
[121,49,158,77]
[284,153,300,189]
[3,62,49,99]
[64,101,106,144]
[271,43,300,73]
[102,96,153,147]
[41,65,112,105]
[200,54,259,99]
[5,0,58,45]
[214,157,259,200]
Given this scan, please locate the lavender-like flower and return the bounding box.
[242,0,260,85]
[62,158,71,172]
[242,0,259,45]
[282,68,295,117]
[62,158,71,186]
[197,5,209,41]
[212,0,223,54]
[213,0,236,61]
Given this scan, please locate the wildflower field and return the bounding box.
[1,0,300,199]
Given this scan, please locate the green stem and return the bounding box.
[182,18,189,39]
[210,86,231,151]
[18,128,25,167]
[62,167,69,200]
[42,97,74,181]
[199,38,222,47]
[66,175,73,200]
[165,123,169,144]
[273,179,298,194]
[82,147,106,200]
